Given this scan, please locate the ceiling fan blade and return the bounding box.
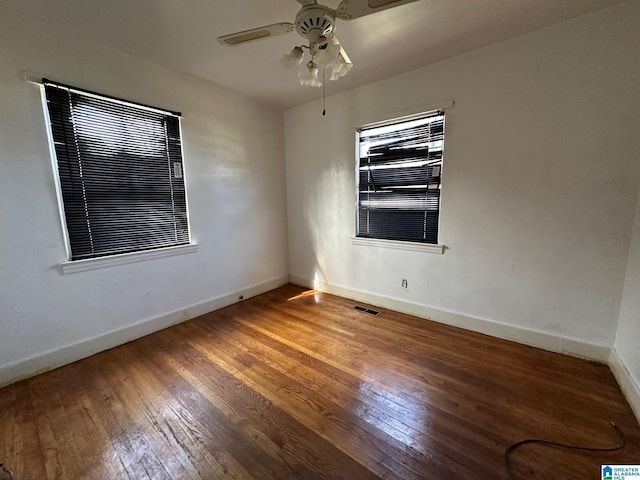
[335,0,420,20]
[218,22,295,46]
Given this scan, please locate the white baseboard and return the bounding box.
[289,273,610,363]
[0,274,289,388]
[609,348,640,422]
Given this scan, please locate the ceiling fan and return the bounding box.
[218,0,421,87]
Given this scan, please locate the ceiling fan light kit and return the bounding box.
[218,0,420,88]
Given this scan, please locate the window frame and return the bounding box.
[353,102,450,253]
[40,80,197,273]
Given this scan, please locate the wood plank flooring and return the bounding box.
[1,284,639,479]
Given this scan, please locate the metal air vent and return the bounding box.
[353,305,381,316]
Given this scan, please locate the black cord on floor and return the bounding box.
[0,463,13,480]
[505,421,626,479]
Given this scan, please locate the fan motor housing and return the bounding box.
[295,5,336,42]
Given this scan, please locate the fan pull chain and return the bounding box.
[322,69,326,116]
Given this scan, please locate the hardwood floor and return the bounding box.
[1,284,639,479]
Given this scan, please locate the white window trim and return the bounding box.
[59,243,198,274]
[351,237,444,254]
[352,98,453,129]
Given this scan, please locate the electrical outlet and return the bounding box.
[401,279,408,289]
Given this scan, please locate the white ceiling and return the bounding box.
[0,0,626,110]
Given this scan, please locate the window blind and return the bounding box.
[357,111,444,244]
[44,81,190,260]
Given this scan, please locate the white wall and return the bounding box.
[0,9,289,385]
[285,1,640,359]
[613,183,640,418]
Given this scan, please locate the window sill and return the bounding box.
[59,243,198,274]
[351,237,444,254]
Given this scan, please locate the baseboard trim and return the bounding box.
[289,273,610,363]
[609,348,640,422]
[0,274,289,388]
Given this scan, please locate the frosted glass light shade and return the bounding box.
[330,48,353,80]
[313,36,341,68]
[281,46,304,68]
[299,62,322,88]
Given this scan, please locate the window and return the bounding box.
[43,79,190,261]
[356,110,445,244]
